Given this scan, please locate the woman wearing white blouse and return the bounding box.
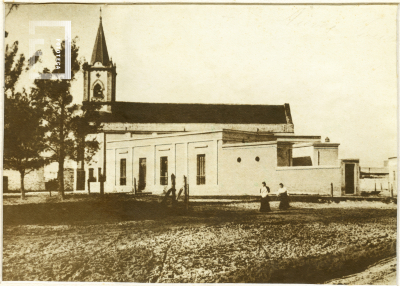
[277,183,290,210]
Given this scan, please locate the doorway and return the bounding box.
[345,164,355,194]
[138,158,146,191]
[76,170,85,190]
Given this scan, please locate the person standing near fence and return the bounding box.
[260,182,271,212]
[277,183,290,210]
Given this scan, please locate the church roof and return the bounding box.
[91,17,110,66]
[99,102,291,124]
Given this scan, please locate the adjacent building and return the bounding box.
[388,157,398,196]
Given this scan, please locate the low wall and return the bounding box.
[275,166,342,196]
[360,178,389,192]
[359,178,397,197]
[3,168,45,191]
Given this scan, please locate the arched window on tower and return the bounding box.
[93,83,104,100]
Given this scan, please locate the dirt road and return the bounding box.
[325,256,397,285]
[3,194,397,283]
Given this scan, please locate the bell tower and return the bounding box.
[83,9,116,112]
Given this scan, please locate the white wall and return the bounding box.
[3,168,45,191]
[106,131,223,195]
[219,143,342,196]
[360,178,390,193]
[219,144,277,195]
[275,166,341,195]
[313,147,339,166]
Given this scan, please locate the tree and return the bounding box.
[4,92,46,199]
[70,102,102,195]
[32,38,101,199]
[5,42,25,95]
[4,38,45,199]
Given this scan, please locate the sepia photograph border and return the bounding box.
[1,0,399,285]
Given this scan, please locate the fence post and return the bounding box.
[184,175,188,212]
[391,184,394,198]
[171,174,176,208]
[375,182,376,192]
[331,183,333,197]
[100,174,104,195]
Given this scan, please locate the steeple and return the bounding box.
[91,8,110,66]
[84,8,116,109]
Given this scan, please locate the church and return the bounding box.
[76,15,361,197]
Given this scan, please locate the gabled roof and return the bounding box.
[99,102,290,124]
[91,17,110,66]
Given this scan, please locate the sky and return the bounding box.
[5,4,398,167]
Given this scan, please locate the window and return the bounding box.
[98,168,102,182]
[89,168,95,182]
[237,157,241,163]
[255,156,260,162]
[160,157,168,185]
[120,159,126,185]
[139,158,147,191]
[93,83,103,99]
[197,154,206,185]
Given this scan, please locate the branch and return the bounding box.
[45,144,59,154]
[6,4,19,17]
[25,168,34,175]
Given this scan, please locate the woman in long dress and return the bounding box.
[260,182,271,212]
[277,183,290,210]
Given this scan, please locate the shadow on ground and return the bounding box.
[4,194,171,225]
[3,193,258,226]
[4,193,396,227]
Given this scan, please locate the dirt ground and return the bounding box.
[326,256,397,285]
[2,194,397,283]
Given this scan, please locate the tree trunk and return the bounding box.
[58,102,65,200]
[58,159,65,199]
[100,175,104,195]
[20,170,25,200]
